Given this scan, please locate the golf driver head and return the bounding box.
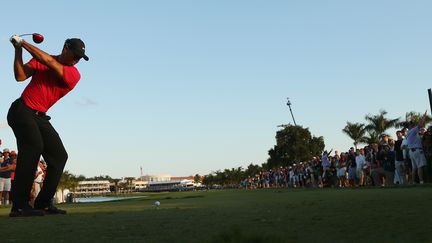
[32,33,44,43]
[18,33,44,44]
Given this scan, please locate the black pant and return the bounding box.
[7,98,67,209]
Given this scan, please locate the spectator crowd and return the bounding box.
[242,122,432,189]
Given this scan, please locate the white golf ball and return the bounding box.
[155,201,161,207]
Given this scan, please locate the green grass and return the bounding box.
[1,186,432,243]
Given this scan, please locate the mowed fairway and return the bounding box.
[1,186,431,243]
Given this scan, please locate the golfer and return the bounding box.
[8,35,88,217]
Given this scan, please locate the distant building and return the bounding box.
[139,174,171,182]
[171,176,195,181]
[73,180,111,196]
[133,180,148,191]
[139,179,195,192]
[71,175,199,195]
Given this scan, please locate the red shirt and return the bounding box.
[21,57,81,112]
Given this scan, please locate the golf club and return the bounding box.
[18,33,44,44]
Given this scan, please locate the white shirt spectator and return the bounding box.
[34,165,44,183]
[356,154,367,170]
[401,137,408,159]
[321,154,331,169]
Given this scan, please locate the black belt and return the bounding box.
[29,108,46,116]
[17,97,49,119]
[31,108,50,120]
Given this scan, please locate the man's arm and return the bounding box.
[11,36,64,80]
[419,111,429,128]
[21,40,64,79]
[13,46,33,81]
[0,165,13,172]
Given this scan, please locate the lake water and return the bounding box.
[74,196,146,203]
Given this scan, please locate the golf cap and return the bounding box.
[65,38,89,61]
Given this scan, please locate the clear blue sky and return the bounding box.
[0,1,431,178]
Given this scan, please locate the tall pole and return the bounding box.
[428,89,432,114]
[286,97,297,126]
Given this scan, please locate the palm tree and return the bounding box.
[112,178,121,194]
[363,131,380,145]
[364,110,400,138]
[193,174,201,184]
[342,122,367,149]
[202,174,215,187]
[58,170,78,203]
[397,111,432,128]
[124,177,135,193]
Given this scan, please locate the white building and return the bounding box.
[133,180,148,190]
[73,180,111,196]
[140,174,171,182]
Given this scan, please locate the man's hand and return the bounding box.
[419,110,429,128]
[10,35,23,47]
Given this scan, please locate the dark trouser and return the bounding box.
[7,98,67,209]
[371,167,386,186]
[384,171,394,186]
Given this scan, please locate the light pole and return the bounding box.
[286,97,297,126]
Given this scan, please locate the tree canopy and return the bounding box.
[267,125,325,168]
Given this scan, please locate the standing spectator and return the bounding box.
[347,148,357,187]
[328,156,338,187]
[370,143,386,186]
[405,113,428,184]
[362,146,373,186]
[306,162,316,188]
[336,153,347,187]
[8,151,17,203]
[394,131,406,184]
[298,163,305,187]
[292,164,300,188]
[380,144,395,186]
[321,150,333,180]
[312,157,322,188]
[0,149,14,205]
[401,127,412,183]
[32,160,45,202]
[288,167,295,188]
[355,148,367,186]
[263,171,270,188]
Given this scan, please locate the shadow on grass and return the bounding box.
[163,195,205,200]
[208,226,285,243]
